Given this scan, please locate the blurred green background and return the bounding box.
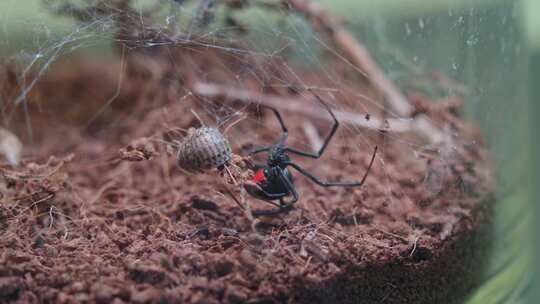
[0,0,535,303]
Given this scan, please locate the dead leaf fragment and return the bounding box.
[0,128,22,165]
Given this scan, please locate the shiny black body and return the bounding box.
[250,166,294,200]
[246,96,378,217]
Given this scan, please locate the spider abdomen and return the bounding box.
[177,127,232,172]
[249,167,294,200]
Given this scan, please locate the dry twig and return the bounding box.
[191,81,411,133]
[302,121,323,153]
[279,0,444,143]
[281,0,413,117]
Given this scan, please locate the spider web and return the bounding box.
[0,0,495,202]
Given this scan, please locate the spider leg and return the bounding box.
[277,171,299,205]
[256,188,289,199]
[257,104,288,134]
[255,104,289,145]
[284,95,338,159]
[252,163,266,169]
[249,146,271,156]
[252,170,299,217]
[245,180,287,206]
[285,146,378,188]
[258,198,282,208]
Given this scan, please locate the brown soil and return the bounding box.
[0,7,494,303]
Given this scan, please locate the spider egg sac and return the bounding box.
[176,127,232,172]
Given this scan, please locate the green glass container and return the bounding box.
[325,1,531,302]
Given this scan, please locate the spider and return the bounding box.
[245,96,378,217]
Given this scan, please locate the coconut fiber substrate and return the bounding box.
[0,1,494,304]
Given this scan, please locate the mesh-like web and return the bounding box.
[0,0,491,237]
[29,0,454,175]
[0,0,491,235]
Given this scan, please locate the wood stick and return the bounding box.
[279,0,444,143]
[191,81,412,133]
[191,81,443,143]
[302,121,324,153]
[281,0,413,117]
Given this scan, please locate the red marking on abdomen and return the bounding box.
[253,169,266,184]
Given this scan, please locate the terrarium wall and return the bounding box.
[329,1,532,302]
[341,2,531,302]
[525,0,540,301]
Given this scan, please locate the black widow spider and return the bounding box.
[245,96,378,217]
